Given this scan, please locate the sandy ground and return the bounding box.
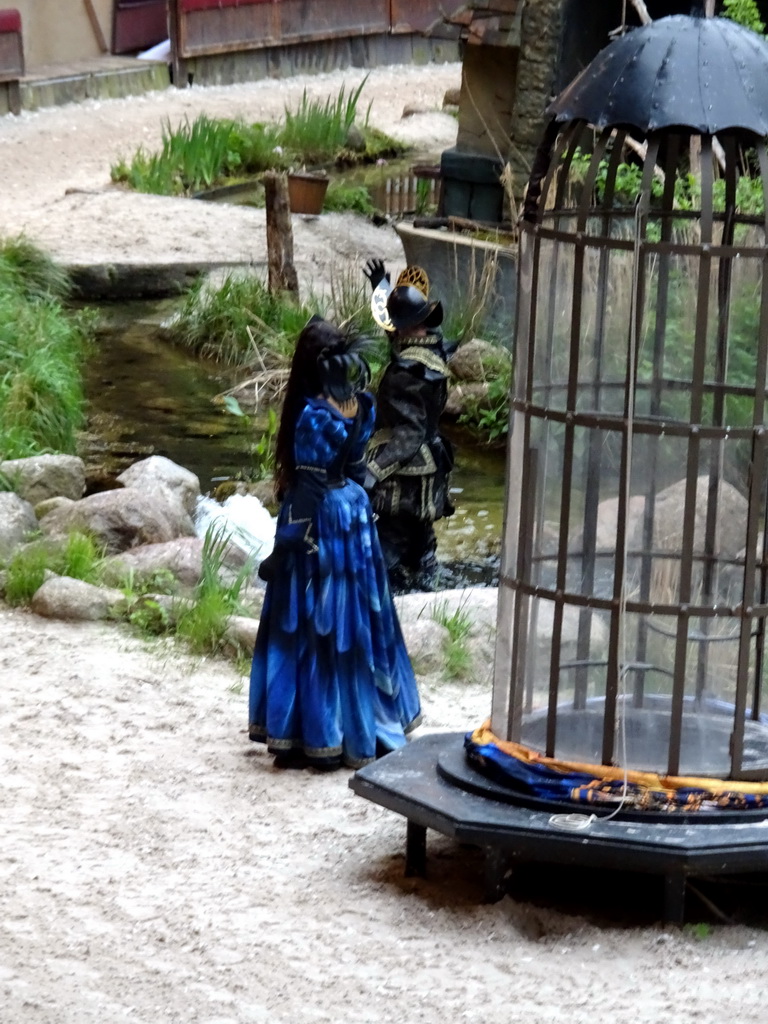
[3,64,768,1024]
[0,63,462,284]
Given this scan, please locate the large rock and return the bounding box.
[400,618,450,675]
[30,575,126,621]
[396,588,499,632]
[444,380,490,419]
[626,476,748,603]
[589,494,647,553]
[39,487,196,554]
[224,615,259,654]
[0,454,86,504]
[449,338,508,382]
[630,476,748,557]
[0,492,38,560]
[117,456,200,516]
[104,537,206,588]
[104,535,253,591]
[397,588,500,677]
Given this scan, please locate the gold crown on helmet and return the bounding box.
[370,266,432,333]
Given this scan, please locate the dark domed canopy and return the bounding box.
[548,14,768,135]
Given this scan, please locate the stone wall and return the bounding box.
[506,0,565,195]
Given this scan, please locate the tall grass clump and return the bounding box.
[111,116,286,196]
[3,531,106,606]
[173,524,253,655]
[431,597,473,680]
[0,237,95,459]
[168,273,313,366]
[111,78,404,199]
[0,235,71,301]
[281,78,370,165]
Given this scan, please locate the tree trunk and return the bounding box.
[263,171,299,297]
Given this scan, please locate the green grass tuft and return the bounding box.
[168,273,312,366]
[431,597,473,680]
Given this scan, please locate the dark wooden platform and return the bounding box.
[349,731,768,924]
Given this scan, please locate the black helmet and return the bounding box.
[386,284,444,332]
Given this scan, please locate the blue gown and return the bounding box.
[248,394,422,769]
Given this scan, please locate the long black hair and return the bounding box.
[273,317,369,498]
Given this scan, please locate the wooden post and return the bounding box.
[263,171,300,297]
[167,0,190,89]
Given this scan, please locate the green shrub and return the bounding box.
[323,181,374,216]
[4,542,50,605]
[723,0,765,34]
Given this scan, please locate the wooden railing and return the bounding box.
[168,0,451,86]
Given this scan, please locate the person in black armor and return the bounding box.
[363,259,456,592]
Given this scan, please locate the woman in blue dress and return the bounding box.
[248,316,421,770]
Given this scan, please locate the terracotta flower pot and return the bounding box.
[287,172,329,215]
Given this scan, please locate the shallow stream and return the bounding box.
[80,300,507,583]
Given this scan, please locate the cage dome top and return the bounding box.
[548,14,768,136]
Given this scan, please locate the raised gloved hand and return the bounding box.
[363,258,389,292]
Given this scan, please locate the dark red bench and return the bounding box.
[0,9,23,115]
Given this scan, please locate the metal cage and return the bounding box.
[492,15,768,781]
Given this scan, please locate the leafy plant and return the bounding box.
[414,176,438,217]
[114,567,178,637]
[126,596,173,636]
[722,0,765,34]
[684,921,714,941]
[3,541,50,605]
[111,116,286,196]
[457,345,513,445]
[323,181,375,216]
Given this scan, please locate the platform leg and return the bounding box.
[7,80,20,116]
[404,820,427,877]
[483,846,511,903]
[663,870,687,926]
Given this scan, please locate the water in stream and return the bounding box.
[81,301,506,584]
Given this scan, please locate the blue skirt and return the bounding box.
[248,479,421,768]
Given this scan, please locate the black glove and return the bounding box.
[257,544,292,583]
[363,258,390,292]
[257,551,277,582]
